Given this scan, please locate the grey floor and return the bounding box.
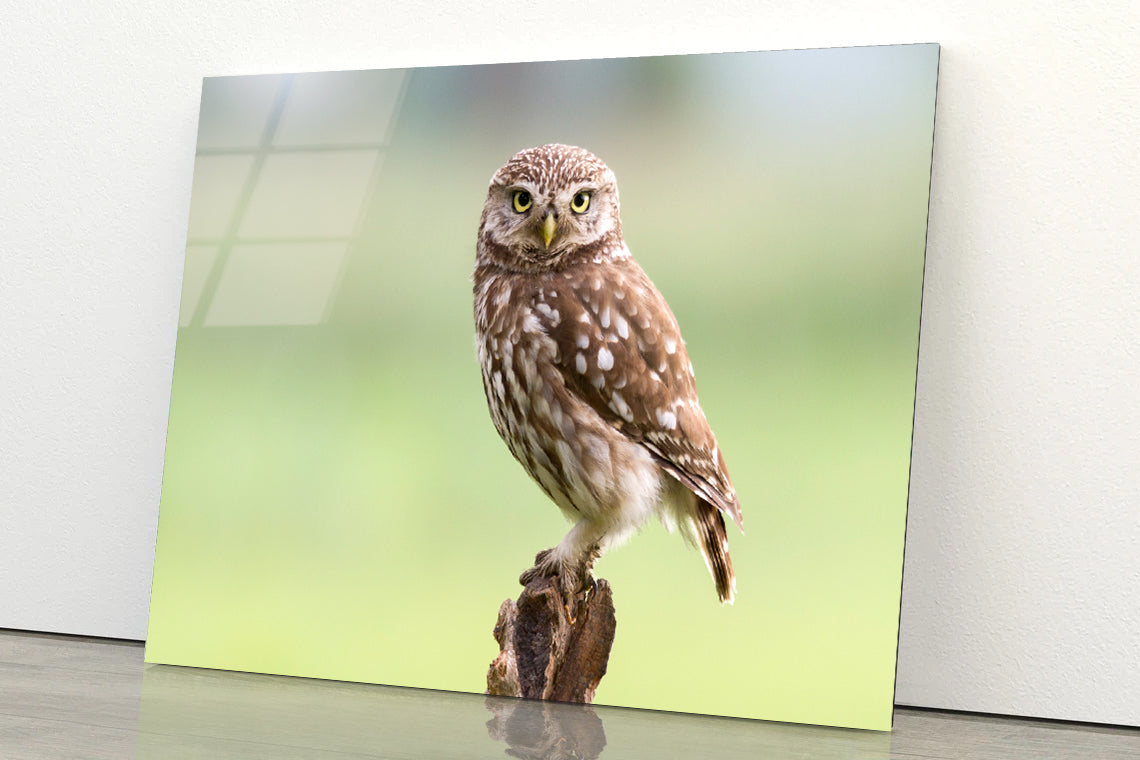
[0,630,1136,759]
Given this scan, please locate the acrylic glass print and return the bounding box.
[146,44,939,731]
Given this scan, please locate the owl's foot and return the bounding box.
[519,549,594,608]
[518,548,559,587]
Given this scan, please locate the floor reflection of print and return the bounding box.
[486,695,606,760]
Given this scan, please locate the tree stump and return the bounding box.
[486,575,616,703]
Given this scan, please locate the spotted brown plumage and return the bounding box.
[474,144,741,603]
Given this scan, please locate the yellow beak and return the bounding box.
[541,212,557,249]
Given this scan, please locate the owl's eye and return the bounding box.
[571,191,591,214]
[512,190,532,213]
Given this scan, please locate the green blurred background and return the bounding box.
[146,45,939,731]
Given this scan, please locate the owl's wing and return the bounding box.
[542,257,743,530]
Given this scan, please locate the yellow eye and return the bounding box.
[512,190,532,213]
[571,191,591,213]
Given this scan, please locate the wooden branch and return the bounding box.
[486,575,616,704]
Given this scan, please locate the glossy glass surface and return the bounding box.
[147,45,940,729]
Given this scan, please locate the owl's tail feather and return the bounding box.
[695,500,736,605]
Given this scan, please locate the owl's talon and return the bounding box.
[563,579,584,624]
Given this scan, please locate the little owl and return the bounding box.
[474,144,743,604]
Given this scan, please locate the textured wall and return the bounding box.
[1,0,1136,726]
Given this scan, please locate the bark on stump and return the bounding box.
[486,576,616,703]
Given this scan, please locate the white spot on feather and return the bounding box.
[615,314,629,339]
[610,391,634,422]
[656,409,678,430]
[575,353,587,373]
[665,337,677,354]
[576,333,589,349]
[597,346,614,371]
[600,307,611,329]
[535,302,559,324]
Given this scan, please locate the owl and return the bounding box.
[474,144,743,604]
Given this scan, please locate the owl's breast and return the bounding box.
[474,270,656,523]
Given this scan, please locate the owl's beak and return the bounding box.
[541,212,557,249]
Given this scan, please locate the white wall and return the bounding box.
[1,0,1136,727]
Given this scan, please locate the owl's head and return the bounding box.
[479,144,622,271]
